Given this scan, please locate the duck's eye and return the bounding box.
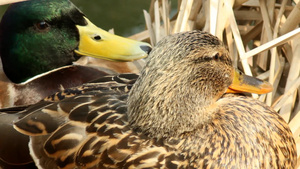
[35,21,50,31]
[214,53,220,60]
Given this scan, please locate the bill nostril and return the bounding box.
[93,35,101,41]
[140,45,152,55]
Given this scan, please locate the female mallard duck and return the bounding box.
[11,30,296,168]
[0,0,151,108]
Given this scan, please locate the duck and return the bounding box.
[8,30,296,168]
[0,0,152,108]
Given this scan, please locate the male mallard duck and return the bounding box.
[0,0,151,108]
[11,30,297,168]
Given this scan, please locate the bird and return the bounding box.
[0,0,152,108]
[11,30,297,169]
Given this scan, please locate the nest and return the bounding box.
[130,0,300,166]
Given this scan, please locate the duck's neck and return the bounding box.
[127,68,224,139]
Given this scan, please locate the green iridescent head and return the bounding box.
[0,0,151,83]
[0,0,86,83]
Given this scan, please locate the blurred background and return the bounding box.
[0,0,178,37]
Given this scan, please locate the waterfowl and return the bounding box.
[11,30,297,168]
[0,0,151,108]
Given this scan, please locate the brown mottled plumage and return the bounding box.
[13,30,296,168]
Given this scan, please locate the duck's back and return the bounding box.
[14,74,186,169]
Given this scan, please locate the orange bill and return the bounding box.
[226,69,273,94]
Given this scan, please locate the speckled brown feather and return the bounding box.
[14,30,296,169]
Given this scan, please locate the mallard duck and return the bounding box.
[0,0,151,108]
[9,30,296,168]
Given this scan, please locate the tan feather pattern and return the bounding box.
[14,80,296,169]
[15,80,186,168]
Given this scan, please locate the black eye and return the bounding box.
[214,53,220,60]
[35,21,50,31]
[93,35,101,41]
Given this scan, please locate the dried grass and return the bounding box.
[130,0,300,167]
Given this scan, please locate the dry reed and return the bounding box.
[129,0,300,167]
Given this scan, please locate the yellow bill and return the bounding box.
[75,17,151,62]
[226,69,273,94]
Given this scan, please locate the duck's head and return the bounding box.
[128,30,272,138]
[0,0,151,83]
